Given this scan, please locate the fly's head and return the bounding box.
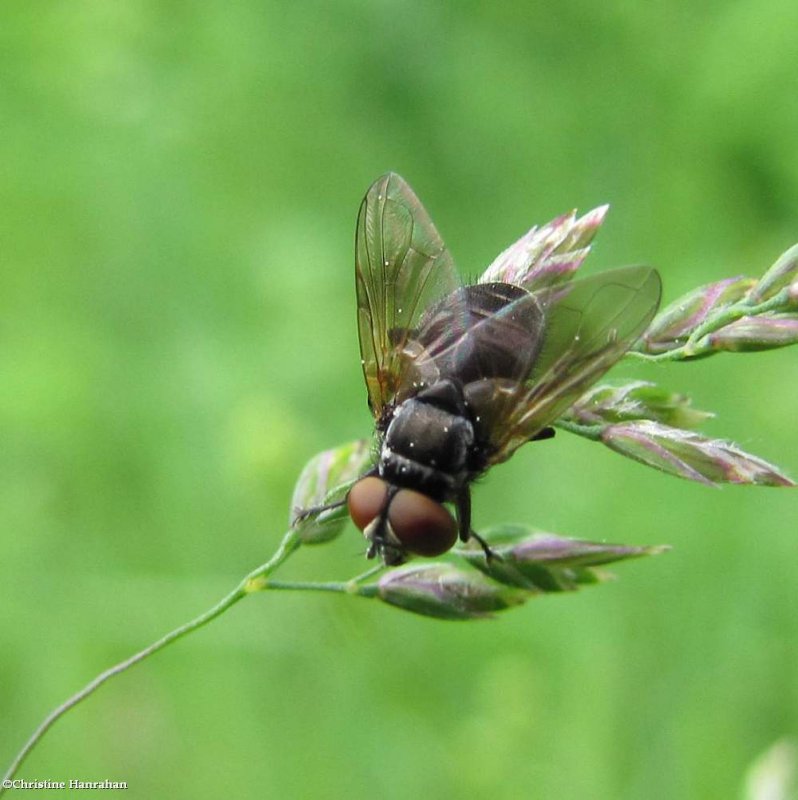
[348,476,458,565]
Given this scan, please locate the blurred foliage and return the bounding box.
[1,2,797,799]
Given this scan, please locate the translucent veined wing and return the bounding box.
[462,266,662,463]
[355,173,462,416]
[411,282,546,387]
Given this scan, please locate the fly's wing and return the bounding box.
[463,266,662,463]
[355,173,463,416]
[412,282,545,387]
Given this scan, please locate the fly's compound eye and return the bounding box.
[347,476,388,532]
[348,477,457,558]
[389,488,457,557]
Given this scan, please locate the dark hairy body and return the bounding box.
[299,173,661,565]
[367,282,554,563]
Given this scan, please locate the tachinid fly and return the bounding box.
[306,173,662,565]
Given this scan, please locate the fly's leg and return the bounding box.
[454,489,500,562]
[469,530,499,562]
[292,468,378,527]
[454,488,472,542]
[291,497,347,525]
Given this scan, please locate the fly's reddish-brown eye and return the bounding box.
[348,476,388,532]
[348,477,458,557]
[388,488,457,557]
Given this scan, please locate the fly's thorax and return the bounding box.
[379,395,475,499]
[384,396,474,472]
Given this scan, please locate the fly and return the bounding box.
[304,173,662,565]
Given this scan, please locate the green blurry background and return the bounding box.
[2,3,797,798]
